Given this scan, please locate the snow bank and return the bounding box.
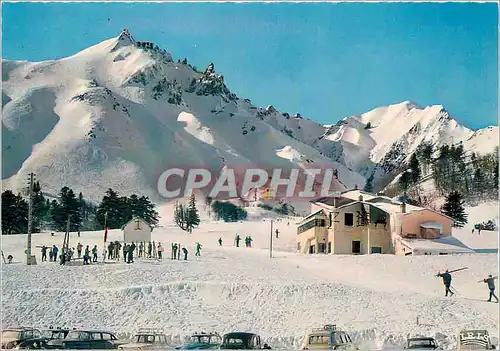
[2,216,498,350]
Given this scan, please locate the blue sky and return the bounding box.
[2,2,498,129]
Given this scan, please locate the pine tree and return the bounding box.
[32,181,49,232]
[2,190,28,234]
[174,202,189,231]
[408,153,421,183]
[96,188,129,229]
[442,191,468,227]
[186,194,200,233]
[399,171,412,192]
[363,174,374,193]
[51,187,82,231]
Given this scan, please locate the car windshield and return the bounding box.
[225,337,245,345]
[2,330,20,339]
[409,339,435,347]
[309,335,330,345]
[136,334,156,343]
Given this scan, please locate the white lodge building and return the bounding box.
[122,217,152,243]
[296,189,472,256]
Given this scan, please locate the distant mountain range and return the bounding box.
[2,29,498,203]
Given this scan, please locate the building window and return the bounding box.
[134,219,141,230]
[328,242,331,253]
[297,218,326,234]
[297,242,301,251]
[319,243,326,253]
[344,213,354,227]
[352,241,361,254]
[371,247,382,254]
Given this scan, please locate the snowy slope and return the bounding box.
[1,203,498,350]
[2,30,362,202]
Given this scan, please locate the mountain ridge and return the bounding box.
[2,29,498,203]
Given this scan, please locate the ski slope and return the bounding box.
[1,204,498,350]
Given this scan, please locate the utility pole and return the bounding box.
[26,173,35,265]
[270,219,273,258]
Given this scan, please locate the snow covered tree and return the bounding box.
[186,194,200,232]
[174,202,189,231]
[442,191,468,227]
[1,190,28,234]
[211,201,247,222]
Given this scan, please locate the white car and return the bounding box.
[118,328,169,350]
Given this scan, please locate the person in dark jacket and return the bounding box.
[218,238,222,246]
[92,245,98,262]
[235,234,241,247]
[84,245,90,265]
[148,242,152,258]
[172,243,178,260]
[182,247,188,260]
[483,275,499,302]
[437,270,454,297]
[108,242,114,260]
[52,246,59,262]
[41,246,47,262]
[127,242,136,263]
[123,243,128,262]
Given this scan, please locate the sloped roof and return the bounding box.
[297,209,327,225]
[401,237,474,254]
[121,216,152,231]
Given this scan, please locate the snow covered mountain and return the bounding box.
[2,29,362,202]
[2,29,498,202]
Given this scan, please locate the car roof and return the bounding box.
[224,332,257,337]
[69,330,115,334]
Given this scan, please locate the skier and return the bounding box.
[235,234,241,247]
[7,254,13,263]
[196,242,202,256]
[127,242,136,263]
[84,245,90,265]
[218,238,223,246]
[263,343,272,350]
[108,242,114,260]
[172,243,177,260]
[115,241,121,259]
[482,275,499,303]
[52,246,59,262]
[275,229,279,239]
[472,228,475,234]
[92,245,98,262]
[41,246,47,262]
[77,243,83,258]
[177,243,181,260]
[182,247,188,260]
[437,270,454,297]
[123,242,128,262]
[157,243,164,260]
[139,242,144,258]
[148,241,152,258]
[152,241,157,259]
[49,249,54,262]
[247,236,253,248]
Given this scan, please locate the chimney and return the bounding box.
[358,194,363,202]
[400,202,406,213]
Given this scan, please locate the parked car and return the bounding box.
[15,329,71,349]
[118,328,169,350]
[219,332,263,350]
[300,324,358,350]
[175,332,222,350]
[45,330,126,349]
[1,328,42,349]
[404,337,440,349]
[458,330,496,350]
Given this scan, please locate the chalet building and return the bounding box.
[122,217,152,243]
[296,189,472,256]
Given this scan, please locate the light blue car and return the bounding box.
[175,332,222,350]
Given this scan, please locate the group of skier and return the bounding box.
[233,234,254,248]
[40,245,59,262]
[436,268,498,302]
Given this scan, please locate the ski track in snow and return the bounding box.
[2,203,499,350]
